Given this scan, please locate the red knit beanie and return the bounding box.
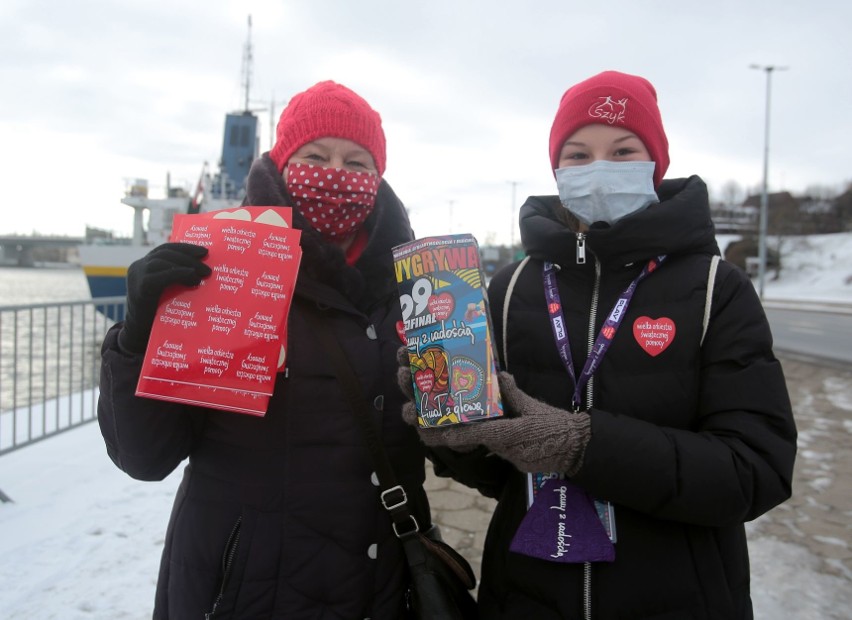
[549,71,669,187]
[269,81,386,176]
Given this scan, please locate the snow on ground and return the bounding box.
[748,533,851,619]
[0,424,176,619]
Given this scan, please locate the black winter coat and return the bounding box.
[430,176,796,619]
[98,154,430,619]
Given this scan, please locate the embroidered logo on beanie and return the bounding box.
[588,96,628,125]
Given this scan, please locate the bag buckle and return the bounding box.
[382,485,419,537]
[381,485,408,511]
[393,515,420,538]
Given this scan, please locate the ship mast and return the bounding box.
[240,15,253,112]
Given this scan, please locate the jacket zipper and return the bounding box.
[583,254,601,620]
[585,257,600,408]
[205,517,243,620]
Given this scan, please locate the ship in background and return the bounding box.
[79,17,260,306]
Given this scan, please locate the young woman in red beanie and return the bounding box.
[400,71,797,618]
[98,81,434,619]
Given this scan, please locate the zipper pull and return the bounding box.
[576,233,586,265]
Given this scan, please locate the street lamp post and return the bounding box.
[508,180,519,250]
[750,63,788,300]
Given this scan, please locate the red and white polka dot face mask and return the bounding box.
[285,163,379,241]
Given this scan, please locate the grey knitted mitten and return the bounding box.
[396,348,591,476]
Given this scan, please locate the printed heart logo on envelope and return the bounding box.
[414,369,435,394]
[428,293,455,321]
[632,316,676,357]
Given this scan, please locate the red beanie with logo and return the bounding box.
[548,71,669,187]
[269,81,386,176]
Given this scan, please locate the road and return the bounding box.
[764,306,852,366]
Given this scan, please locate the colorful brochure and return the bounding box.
[393,234,503,427]
[136,206,302,416]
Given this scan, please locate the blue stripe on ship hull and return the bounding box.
[86,275,127,321]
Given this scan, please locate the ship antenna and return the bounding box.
[241,15,253,112]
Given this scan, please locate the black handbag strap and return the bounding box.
[299,301,420,538]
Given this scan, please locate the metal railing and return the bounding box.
[0,296,125,455]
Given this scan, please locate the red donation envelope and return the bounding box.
[136,206,302,415]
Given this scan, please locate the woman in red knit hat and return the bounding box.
[400,70,797,618]
[98,81,440,619]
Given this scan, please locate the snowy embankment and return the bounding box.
[719,232,852,303]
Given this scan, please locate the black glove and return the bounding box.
[118,242,211,354]
[397,348,591,475]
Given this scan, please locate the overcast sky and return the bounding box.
[2,0,849,244]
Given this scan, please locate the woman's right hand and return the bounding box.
[118,242,211,354]
[395,346,420,427]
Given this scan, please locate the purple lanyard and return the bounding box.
[543,255,666,410]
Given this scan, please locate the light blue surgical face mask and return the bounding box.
[555,160,658,226]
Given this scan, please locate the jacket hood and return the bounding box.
[519,176,719,268]
[244,153,414,309]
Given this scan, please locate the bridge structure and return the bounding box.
[0,235,84,267]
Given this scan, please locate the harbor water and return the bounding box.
[0,266,112,449]
[0,265,91,305]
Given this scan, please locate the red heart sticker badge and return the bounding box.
[414,369,435,394]
[427,293,455,321]
[632,316,676,357]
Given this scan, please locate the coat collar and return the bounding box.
[519,176,720,269]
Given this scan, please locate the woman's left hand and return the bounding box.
[396,354,592,475]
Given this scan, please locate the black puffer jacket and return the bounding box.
[430,176,796,619]
[98,154,429,619]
